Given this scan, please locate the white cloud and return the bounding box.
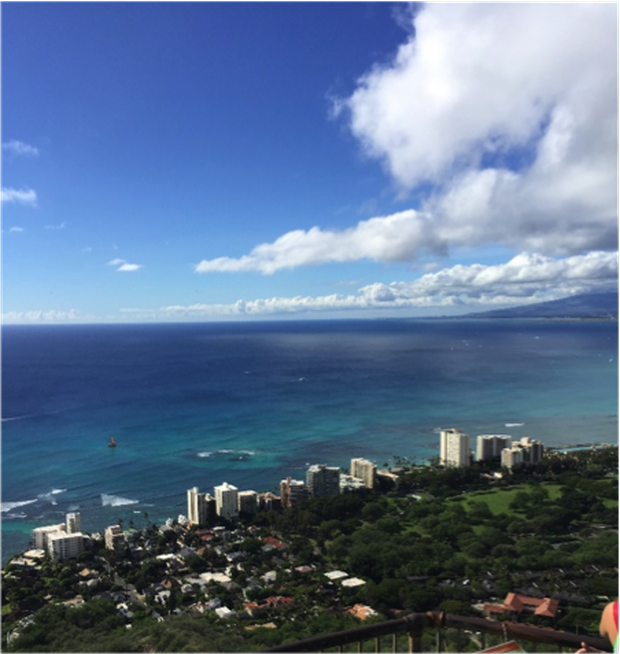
[148,252,617,319]
[8,226,24,233]
[335,3,617,255]
[195,5,615,277]
[195,210,443,274]
[358,251,618,305]
[1,187,37,206]
[116,263,142,272]
[2,309,81,323]
[2,139,39,157]
[107,258,142,272]
[44,221,66,230]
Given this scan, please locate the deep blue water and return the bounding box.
[2,319,618,563]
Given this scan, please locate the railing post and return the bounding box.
[405,612,433,653]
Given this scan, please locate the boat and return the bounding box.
[108,436,117,448]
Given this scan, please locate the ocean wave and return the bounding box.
[1,414,35,422]
[38,489,68,505]
[196,449,256,460]
[505,423,525,427]
[1,499,37,513]
[101,493,139,507]
[4,512,28,520]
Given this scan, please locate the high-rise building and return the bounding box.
[518,437,544,464]
[306,464,340,497]
[214,482,239,520]
[105,525,125,551]
[501,437,545,470]
[187,487,215,527]
[501,446,524,470]
[238,490,258,515]
[440,428,471,467]
[476,435,512,461]
[66,512,81,534]
[350,458,376,488]
[280,478,309,509]
[47,531,84,561]
[32,524,66,550]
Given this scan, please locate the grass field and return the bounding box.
[448,483,563,517]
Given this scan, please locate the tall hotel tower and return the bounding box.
[306,464,340,497]
[440,428,471,467]
[187,487,214,527]
[214,482,239,520]
[350,458,376,488]
[476,435,512,461]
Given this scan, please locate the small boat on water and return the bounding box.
[108,436,117,448]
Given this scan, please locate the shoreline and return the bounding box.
[3,441,617,567]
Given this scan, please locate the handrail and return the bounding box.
[260,611,613,652]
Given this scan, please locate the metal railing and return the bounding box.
[261,611,612,653]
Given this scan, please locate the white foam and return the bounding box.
[505,423,525,427]
[101,493,139,507]
[3,512,28,520]
[1,499,37,513]
[38,489,67,505]
[197,449,255,458]
[1,413,36,422]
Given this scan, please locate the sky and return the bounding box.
[2,2,618,323]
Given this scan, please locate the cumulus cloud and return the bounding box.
[196,210,444,274]
[335,3,617,255]
[149,251,617,319]
[2,139,39,157]
[107,258,142,272]
[1,187,37,206]
[195,5,616,278]
[358,251,618,306]
[116,263,142,272]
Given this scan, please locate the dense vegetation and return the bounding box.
[2,446,617,652]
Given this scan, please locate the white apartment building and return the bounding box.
[440,428,471,467]
[238,490,258,515]
[502,437,545,470]
[350,458,376,489]
[47,531,84,561]
[105,524,125,551]
[32,524,66,550]
[306,464,340,497]
[214,482,239,520]
[187,487,212,527]
[476,435,512,461]
[501,446,524,470]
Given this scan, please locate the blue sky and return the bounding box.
[2,2,617,323]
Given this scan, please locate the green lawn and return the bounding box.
[450,483,563,517]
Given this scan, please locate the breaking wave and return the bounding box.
[1,499,37,513]
[505,423,525,427]
[38,489,67,505]
[101,493,140,507]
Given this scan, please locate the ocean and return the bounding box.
[2,319,618,563]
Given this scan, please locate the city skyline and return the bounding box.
[2,2,617,324]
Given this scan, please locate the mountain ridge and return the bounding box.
[463,291,618,319]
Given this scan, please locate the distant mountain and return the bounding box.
[465,292,618,319]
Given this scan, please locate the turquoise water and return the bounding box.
[2,319,617,562]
